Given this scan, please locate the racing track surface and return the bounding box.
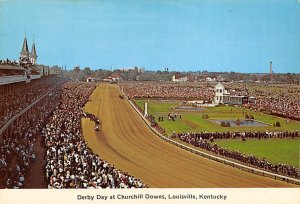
[82,84,294,187]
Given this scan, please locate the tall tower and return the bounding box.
[269,61,273,82]
[30,40,37,65]
[214,82,225,104]
[20,34,30,60]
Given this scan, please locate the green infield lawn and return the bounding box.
[134,99,179,114]
[134,99,300,135]
[134,99,300,167]
[215,139,300,167]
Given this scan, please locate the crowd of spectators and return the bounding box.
[43,82,147,188]
[0,69,25,77]
[177,132,299,178]
[176,131,299,140]
[84,112,101,131]
[243,85,300,120]
[223,83,300,120]
[0,76,64,129]
[1,78,298,187]
[84,112,100,125]
[0,86,62,188]
[0,58,24,76]
[120,82,215,100]
[0,59,18,66]
[122,81,299,120]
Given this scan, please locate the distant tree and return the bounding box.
[83,67,92,76]
[74,66,80,72]
[138,72,156,81]
[94,69,112,79]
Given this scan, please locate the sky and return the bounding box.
[0,0,299,73]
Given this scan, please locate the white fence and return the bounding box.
[124,95,300,185]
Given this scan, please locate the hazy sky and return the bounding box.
[0,0,299,73]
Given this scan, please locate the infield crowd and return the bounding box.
[121,82,300,120]
[244,85,300,120]
[121,82,215,100]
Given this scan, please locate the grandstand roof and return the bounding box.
[0,64,25,71]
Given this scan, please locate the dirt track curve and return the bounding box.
[82,84,294,187]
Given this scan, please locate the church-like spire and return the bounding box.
[20,35,30,57]
[30,41,37,65]
[30,43,37,58]
[29,35,38,65]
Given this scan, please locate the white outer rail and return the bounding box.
[125,96,300,185]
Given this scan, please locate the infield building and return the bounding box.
[214,83,250,105]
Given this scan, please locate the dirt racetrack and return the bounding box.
[82,84,295,187]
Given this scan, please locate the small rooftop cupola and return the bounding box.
[30,39,37,65]
[20,34,30,60]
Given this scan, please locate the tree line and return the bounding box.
[63,66,299,84]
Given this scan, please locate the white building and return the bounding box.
[214,83,225,104]
[117,67,144,73]
[86,77,94,82]
[172,75,188,82]
[214,82,250,105]
[206,77,212,82]
[103,74,122,82]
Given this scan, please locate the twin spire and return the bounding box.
[20,36,30,57]
[20,34,37,65]
[30,42,37,58]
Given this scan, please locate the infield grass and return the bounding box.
[215,139,300,167]
[133,99,300,168]
[134,99,300,135]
